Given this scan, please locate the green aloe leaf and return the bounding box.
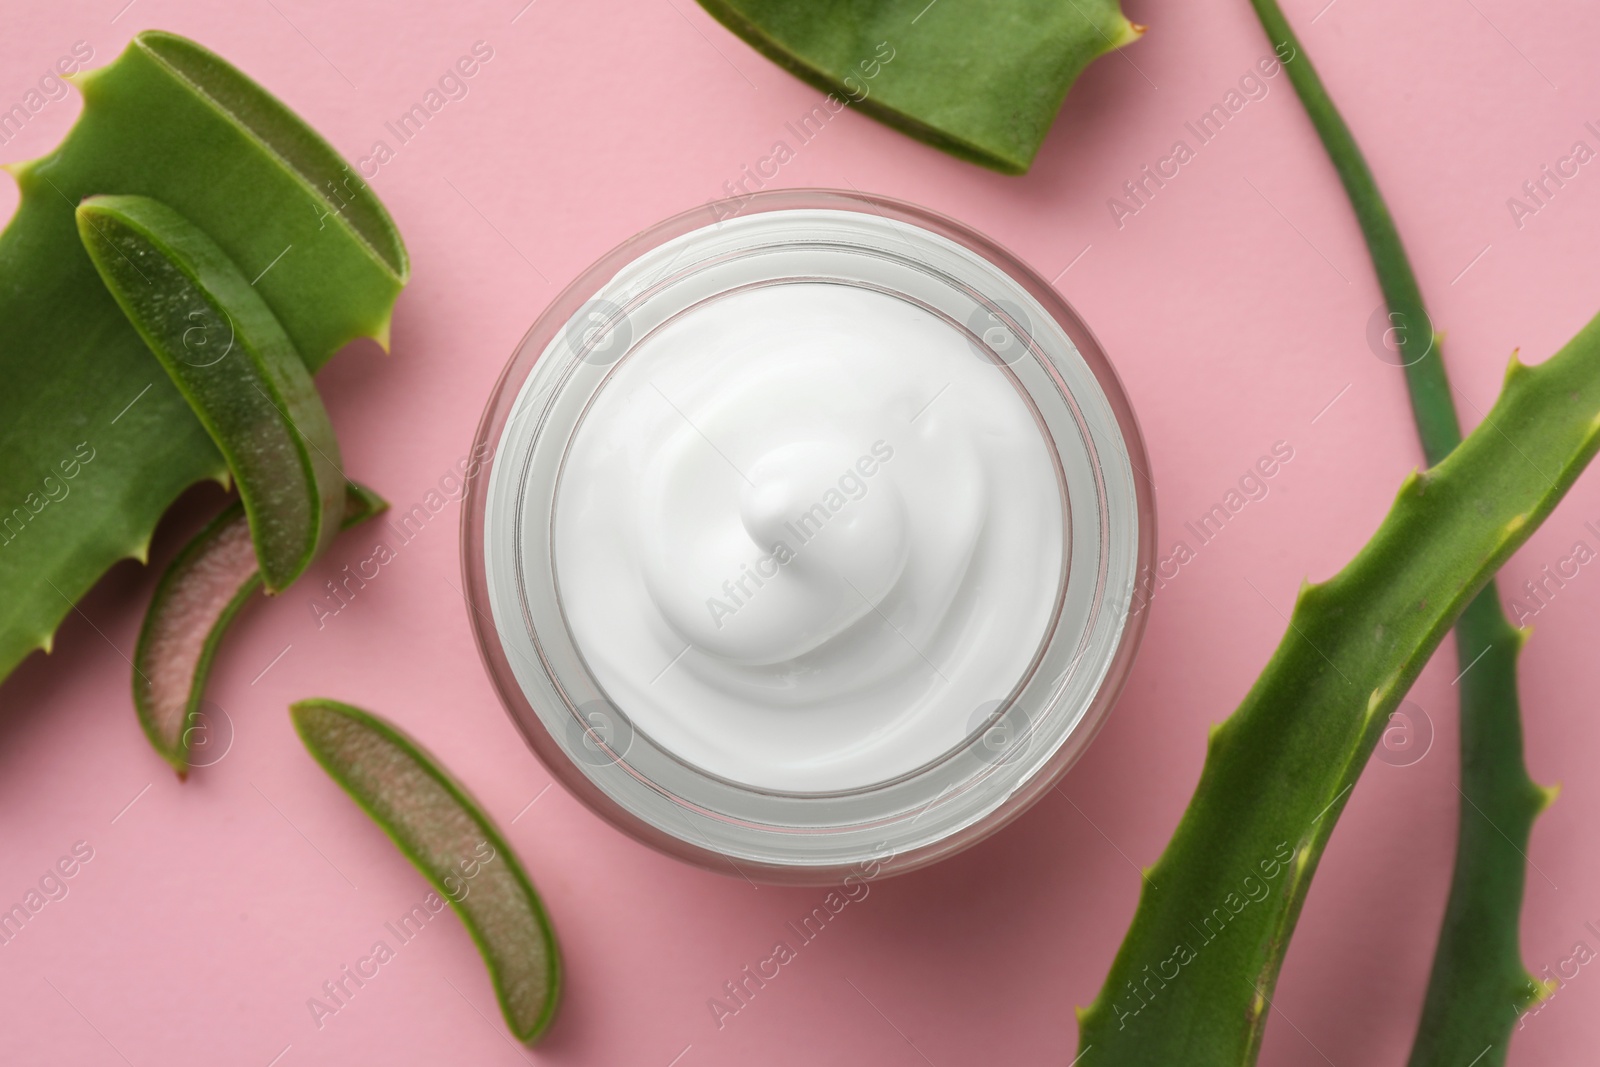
[0,30,407,683]
[694,0,1144,174]
[135,483,386,777]
[291,699,562,1043]
[1076,309,1600,1064]
[1244,2,1551,1062]
[77,194,344,593]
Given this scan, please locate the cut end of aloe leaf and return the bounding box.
[695,0,1137,175]
[290,698,562,1043]
[75,194,345,594]
[342,481,389,523]
[134,483,386,778]
[132,30,409,286]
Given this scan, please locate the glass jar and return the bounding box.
[462,189,1154,884]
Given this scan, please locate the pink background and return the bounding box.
[4,1,1600,1063]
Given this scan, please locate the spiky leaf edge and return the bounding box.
[0,30,407,681]
[1076,312,1600,1063]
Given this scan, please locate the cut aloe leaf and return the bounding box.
[695,0,1143,173]
[0,31,407,683]
[1077,307,1600,1064]
[77,194,344,593]
[135,483,386,777]
[291,699,562,1043]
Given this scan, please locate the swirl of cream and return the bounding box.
[553,282,1062,792]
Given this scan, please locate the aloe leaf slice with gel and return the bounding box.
[77,194,344,593]
[694,0,1144,174]
[134,484,386,777]
[1076,307,1600,1065]
[291,699,562,1043]
[0,30,406,683]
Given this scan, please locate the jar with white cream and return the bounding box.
[463,190,1153,883]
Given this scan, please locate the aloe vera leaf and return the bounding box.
[291,699,562,1043]
[693,0,1143,174]
[1410,596,1552,1065]
[0,30,407,682]
[1245,3,1550,1061]
[1075,309,1600,1064]
[134,483,386,777]
[77,194,344,592]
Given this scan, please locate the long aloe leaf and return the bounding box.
[0,31,406,683]
[135,483,386,777]
[291,699,562,1043]
[1245,3,1549,1061]
[694,0,1143,174]
[77,194,345,592]
[1075,309,1600,1064]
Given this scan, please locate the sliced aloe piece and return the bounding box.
[695,0,1143,173]
[76,194,343,593]
[134,483,386,776]
[291,699,562,1043]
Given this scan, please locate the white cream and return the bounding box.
[478,202,1147,873]
[552,282,1065,793]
